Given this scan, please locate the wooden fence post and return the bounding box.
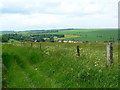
[31,43,33,47]
[40,43,41,49]
[107,43,113,66]
[77,45,80,56]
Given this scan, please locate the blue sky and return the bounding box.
[0,0,119,31]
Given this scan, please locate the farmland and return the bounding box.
[1,28,119,88]
[21,29,118,42]
[2,42,118,88]
[48,29,118,42]
[2,29,118,43]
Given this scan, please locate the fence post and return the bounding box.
[107,43,113,66]
[40,43,41,49]
[31,43,33,47]
[77,45,80,56]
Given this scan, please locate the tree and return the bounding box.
[2,35,9,42]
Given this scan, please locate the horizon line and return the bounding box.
[0,28,118,32]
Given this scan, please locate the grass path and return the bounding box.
[3,45,61,88]
[6,59,33,88]
[15,55,61,88]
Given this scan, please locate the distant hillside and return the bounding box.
[0,31,17,34]
[1,28,117,34]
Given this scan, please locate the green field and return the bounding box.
[15,29,118,42]
[2,42,118,88]
[50,29,118,42]
[8,39,20,43]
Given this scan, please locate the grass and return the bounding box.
[2,42,118,88]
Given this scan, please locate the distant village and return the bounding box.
[2,33,105,43]
[55,40,83,43]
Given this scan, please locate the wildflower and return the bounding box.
[35,68,38,71]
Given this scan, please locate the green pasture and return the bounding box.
[2,42,118,88]
[55,29,118,42]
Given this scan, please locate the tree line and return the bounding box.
[2,33,64,42]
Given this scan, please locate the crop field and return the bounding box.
[43,35,80,41]
[2,42,118,88]
[50,29,118,42]
[54,35,80,40]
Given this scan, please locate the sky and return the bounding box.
[0,0,119,31]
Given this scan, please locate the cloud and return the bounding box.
[0,0,61,14]
[1,0,118,15]
[0,0,119,31]
[0,13,66,30]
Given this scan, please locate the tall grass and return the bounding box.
[2,42,118,88]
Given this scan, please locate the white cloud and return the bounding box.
[0,0,119,31]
